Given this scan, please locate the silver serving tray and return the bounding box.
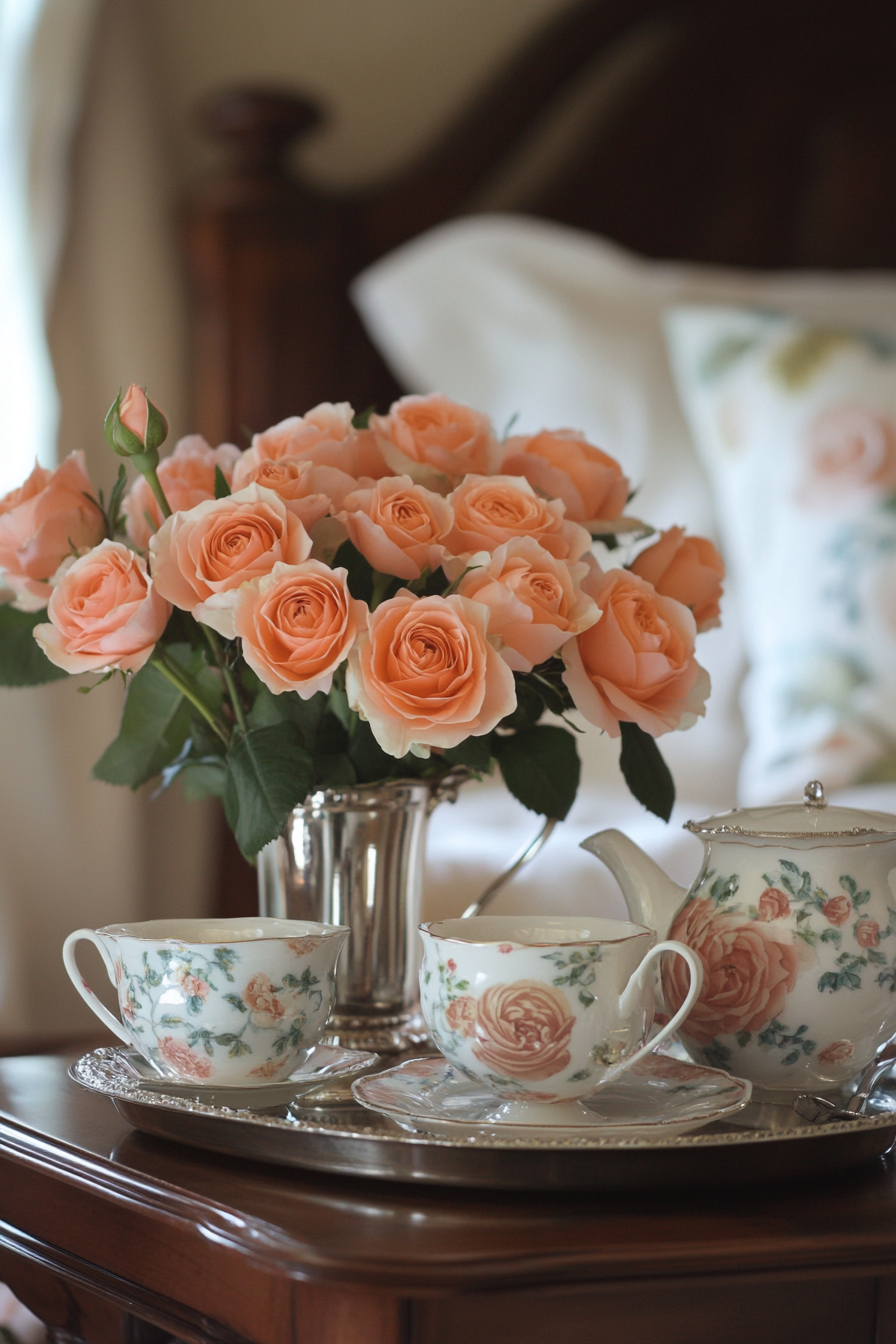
[70,1048,896,1191]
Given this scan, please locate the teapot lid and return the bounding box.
[686,781,896,839]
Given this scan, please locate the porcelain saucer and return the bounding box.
[352,1053,752,1140]
[119,1043,377,1110]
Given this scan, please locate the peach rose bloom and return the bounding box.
[233,560,365,698]
[801,405,896,508]
[0,453,105,610]
[371,393,500,485]
[663,897,799,1045]
[34,540,171,674]
[253,402,389,479]
[149,484,312,638]
[629,527,725,632]
[123,435,241,550]
[501,429,630,525]
[456,538,600,672]
[562,560,710,738]
[159,1037,214,1080]
[472,980,575,1081]
[346,590,516,757]
[230,453,357,528]
[337,475,453,579]
[444,475,591,561]
[757,887,790,921]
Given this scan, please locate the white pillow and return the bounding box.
[353,214,896,806]
[666,306,896,803]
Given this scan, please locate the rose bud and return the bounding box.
[104,385,169,471]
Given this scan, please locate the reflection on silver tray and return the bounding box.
[114,1043,376,1110]
[352,1054,751,1139]
[70,1048,896,1191]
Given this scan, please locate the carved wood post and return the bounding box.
[184,88,400,450]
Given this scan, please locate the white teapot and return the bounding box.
[582,782,896,1092]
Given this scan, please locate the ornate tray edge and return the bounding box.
[70,1048,896,1153]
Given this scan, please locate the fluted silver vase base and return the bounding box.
[259,777,468,1059]
[322,1009,430,1055]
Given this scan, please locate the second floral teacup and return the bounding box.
[63,916,349,1085]
[419,915,703,1120]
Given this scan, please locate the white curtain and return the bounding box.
[0,0,97,492]
[0,0,215,1042]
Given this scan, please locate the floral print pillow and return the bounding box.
[666,306,896,802]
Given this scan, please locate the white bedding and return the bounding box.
[354,214,896,915]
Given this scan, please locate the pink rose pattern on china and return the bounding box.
[159,1036,213,1080]
[472,980,576,1081]
[437,976,576,1083]
[244,972,287,1028]
[662,860,896,1074]
[113,941,328,1082]
[822,895,851,926]
[445,995,478,1038]
[818,1040,854,1065]
[856,919,881,948]
[757,887,791,921]
[287,937,324,957]
[663,895,800,1046]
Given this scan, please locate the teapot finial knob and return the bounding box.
[804,780,826,808]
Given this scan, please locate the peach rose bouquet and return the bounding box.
[0,386,723,858]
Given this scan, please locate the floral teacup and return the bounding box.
[418,916,703,1122]
[63,917,349,1085]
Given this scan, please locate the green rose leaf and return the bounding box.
[619,721,675,822]
[92,644,221,788]
[179,759,228,800]
[443,734,494,772]
[0,604,69,686]
[247,685,324,746]
[93,662,193,788]
[314,752,357,789]
[494,725,579,819]
[225,722,314,859]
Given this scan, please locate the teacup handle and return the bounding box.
[611,940,704,1078]
[62,929,132,1046]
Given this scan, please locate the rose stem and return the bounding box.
[199,624,249,737]
[150,652,231,747]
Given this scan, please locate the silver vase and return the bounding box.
[257,776,466,1053]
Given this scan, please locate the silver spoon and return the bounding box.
[792,1042,896,1124]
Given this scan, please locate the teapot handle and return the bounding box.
[460,818,557,919]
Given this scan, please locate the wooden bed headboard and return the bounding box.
[185,0,896,449]
[186,0,896,913]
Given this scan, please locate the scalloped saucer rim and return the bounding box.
[119,1043,376,1108]
[352,1054,752,1140]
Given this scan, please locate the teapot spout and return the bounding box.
[580,829,687,941]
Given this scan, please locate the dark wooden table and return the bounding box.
[2,1056,896,1343]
